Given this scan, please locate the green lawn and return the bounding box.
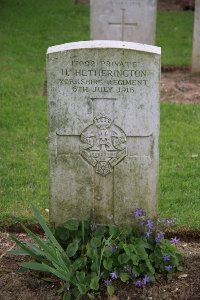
[0,0,199,228]
[156,11,194,66]
[159,104,200,228]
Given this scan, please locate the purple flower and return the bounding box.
[134,275,151,287]
[104,279,112,285]
[134,208,144,217]
[164,265,173,271]
[145,230,152,238]
[163,254,171,261]
[134,280,143,287]
[155,232,164,243]
[146,220,154,230]
[170,237,180,245]
[110,271,118,279]
[142,275,150,285]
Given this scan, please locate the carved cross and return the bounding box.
[108,8,138,41]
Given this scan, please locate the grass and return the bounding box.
[156,11,194,66]
[159,104,200,228]
[0,0,199,228]
[0,0,89,226]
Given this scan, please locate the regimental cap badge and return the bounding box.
[94,112,112,129]
[80,112,127,176]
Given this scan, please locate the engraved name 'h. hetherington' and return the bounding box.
[62,68,149,77]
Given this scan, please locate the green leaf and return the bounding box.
[94,225,105,236]
[108,224,119,237]
[118,253,129,264]
[9,234,46,263]
[40,262,71,282]
[66,239,80,257]
[63,293,71,300]
[119,272,129,282]
[123,244,137,256]
[90,276,99,290]
[71,287,80,298]
[54,249,71,275]
[20,261,49,272]
[72,257,87,272]
[91,236,102,248]
[81,219,85,245]
[107,284,115,296]
[135,239,148,260]
[104,246,113,258]
[20,225,69,271]
[104,235,114,246]
[64,219,80,231]
[131,254,138,265]
[31,205,65,254]
[86,243,98,258]
[76,271,85,282]
[77,283,88,295]
[21,261,71,284]
[9,248,33,256]
[103,258,113,271]
[87,293,96,299]
[119,225,132,237]
[21,225,57,257]
[145,259,155,274]
[56,226,69,241]
[91,262,98,273]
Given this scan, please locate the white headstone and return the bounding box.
[90,0,157,44]
[47,40,161,226]
[192,0,200,73]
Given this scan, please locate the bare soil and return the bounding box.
[158,0,195,11]
[1,232,200,300]
[161,69,200,104]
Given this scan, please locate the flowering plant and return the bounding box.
[9,206,182,299]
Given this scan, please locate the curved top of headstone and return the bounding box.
[47,40,161,55]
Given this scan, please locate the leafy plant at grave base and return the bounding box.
[9,206,182,299]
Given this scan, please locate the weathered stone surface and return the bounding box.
[192,0,200,73]
[90,0,157,44]
[47,40,161,226]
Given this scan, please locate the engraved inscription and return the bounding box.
[80,112,127,176]
[59,59,150,94]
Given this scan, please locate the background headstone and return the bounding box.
[192,0,200,73]
[90,0,157,44]
[47,41,161,226]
